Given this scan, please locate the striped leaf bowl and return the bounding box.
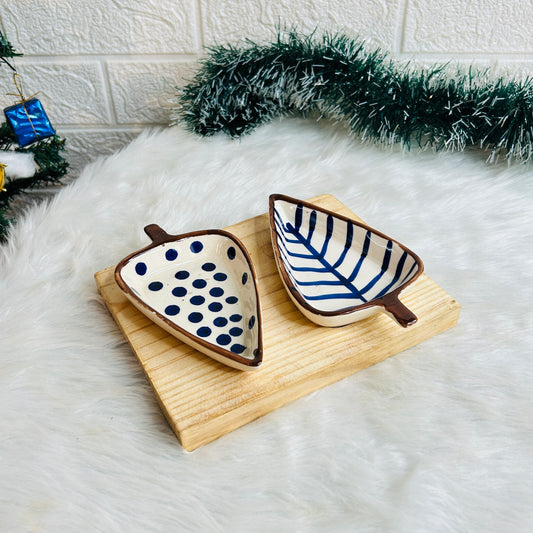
[269,194,424,328]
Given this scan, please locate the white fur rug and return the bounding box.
[1,119,532,532]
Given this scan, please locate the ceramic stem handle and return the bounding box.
[380,293,417,328]
[144,224,172,245]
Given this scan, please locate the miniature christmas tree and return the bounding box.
[0,29,68,240]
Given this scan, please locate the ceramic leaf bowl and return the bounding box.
[269,194,424,328]
[115,225,263,371]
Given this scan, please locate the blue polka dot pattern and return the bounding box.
[209,302,223,312]
[214,317,228,327]
[242,272,248,285]
[172,286,187,297]
[227,247,236,260]
[226,296,238,304]
[148,281,163,291]
[188,312,203,323]
[165,305,180,316]
[214,272,227,281]
[135,262,147,275]
[217,334,231,346]
[248,315,256,329]
[192,279,207,289]
[229,327,243,337]
[190,241,203,253]
[230,344,246,354]
[197,326,211,337]
[230,314,242,322]
[175,270,190,280]
[202,262,216,272]
[209,287,224,297]
[190,295,205,305]
[165,249,178,261]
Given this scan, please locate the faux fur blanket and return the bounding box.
[1,119,532,532]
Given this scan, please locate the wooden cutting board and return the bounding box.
[95,194,460,451]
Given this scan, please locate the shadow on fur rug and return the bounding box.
[1,118,532,532]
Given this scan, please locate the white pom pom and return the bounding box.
[0,150,36,178]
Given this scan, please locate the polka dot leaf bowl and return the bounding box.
[115,224,263,371]
[269,194,424,328]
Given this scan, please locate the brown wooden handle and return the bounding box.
[144,224,173,245]
[381,293,418,328]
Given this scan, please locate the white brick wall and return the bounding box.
[1,0,532,174]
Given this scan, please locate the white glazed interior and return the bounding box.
[272,198,421,316]
[119,233,260,363]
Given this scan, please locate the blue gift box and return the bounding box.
[4,98,55,147]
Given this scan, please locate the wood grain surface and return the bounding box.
[95,194,461,451]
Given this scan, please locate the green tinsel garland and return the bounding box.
[175,31,533,162]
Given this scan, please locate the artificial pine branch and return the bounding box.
[174,30,533,162]
[0,30,22,60]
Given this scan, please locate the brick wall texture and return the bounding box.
[1,0,532,174]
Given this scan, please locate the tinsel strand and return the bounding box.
[174,31,533,162]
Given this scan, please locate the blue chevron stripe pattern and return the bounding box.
[272,200,420,312]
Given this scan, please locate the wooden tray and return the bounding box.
[95,194,460,451]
